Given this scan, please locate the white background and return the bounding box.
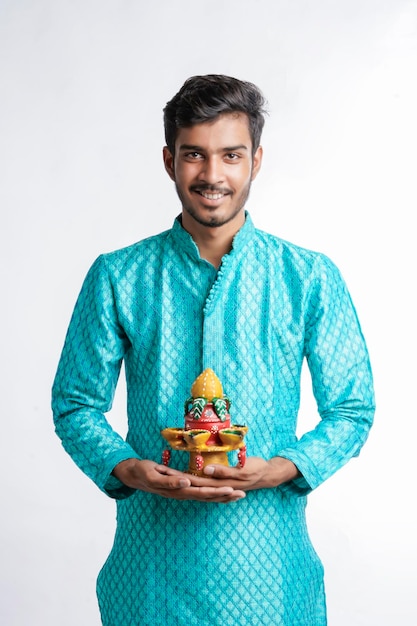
[1,1,416,624]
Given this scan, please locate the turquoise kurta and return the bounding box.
[52,214,374,626]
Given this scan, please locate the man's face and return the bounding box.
[163,112,262,230]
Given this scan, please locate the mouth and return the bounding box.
[192,187,231,202]
[199,191,225,200]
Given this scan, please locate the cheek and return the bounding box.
[174,166,196,186]
[234,169,253,188]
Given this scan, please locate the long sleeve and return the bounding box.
[278,255,375,495]
[52,256,140,498]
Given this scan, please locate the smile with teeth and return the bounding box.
[194,187,230,201]
[200,191,224,200]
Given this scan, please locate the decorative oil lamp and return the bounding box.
[161,368,248,476]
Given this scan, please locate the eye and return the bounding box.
[184,151,203,160]
[225,153,240,161]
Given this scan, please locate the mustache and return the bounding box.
[190,184,232,194]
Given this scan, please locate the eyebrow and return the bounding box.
[178,144,249,153]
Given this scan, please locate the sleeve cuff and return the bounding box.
[279,474,312,497]
[103,473,137,500]
[275,448,324,497]
[98,447,142,500]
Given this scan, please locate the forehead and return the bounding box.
[175,112,252,152]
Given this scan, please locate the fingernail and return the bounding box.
[204,466,214,475]
[179,479,190,487]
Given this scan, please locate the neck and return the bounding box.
[181,211,245,268]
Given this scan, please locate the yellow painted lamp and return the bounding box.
[161,368,248,476]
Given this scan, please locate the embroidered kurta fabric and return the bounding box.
[52,215,374,626]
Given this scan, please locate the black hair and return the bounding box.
[163,74,267,155]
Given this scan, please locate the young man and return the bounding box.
[52,75,375,625]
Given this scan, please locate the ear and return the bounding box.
[251,145,263,181]
[163,146,175,181]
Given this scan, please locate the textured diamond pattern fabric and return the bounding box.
[52,214,374,625]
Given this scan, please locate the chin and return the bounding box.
[184,206,244,229]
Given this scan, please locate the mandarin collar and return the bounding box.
[169,212,255,263]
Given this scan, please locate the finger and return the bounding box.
[149,465,192,488]
[158,469,231,488]
[154,464,185,476]
[162,475,192,489]
[195,485,235,497]
[189,486,247,502]
[157,486,246,502]
[201,488,246,503]
[203,464,239,478]
[146,471,191,490]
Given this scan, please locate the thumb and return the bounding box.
[203,464,232,477]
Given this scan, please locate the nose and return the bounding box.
[198,156,224,184]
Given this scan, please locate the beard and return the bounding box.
[175,181,253,228]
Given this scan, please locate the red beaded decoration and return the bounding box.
[162,449,171,466]
[195,454,204,471]
[237,445,247,468]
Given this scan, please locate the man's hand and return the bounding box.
[112,458,246,503]
[201,456,301,491]
[112,456,300,502]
